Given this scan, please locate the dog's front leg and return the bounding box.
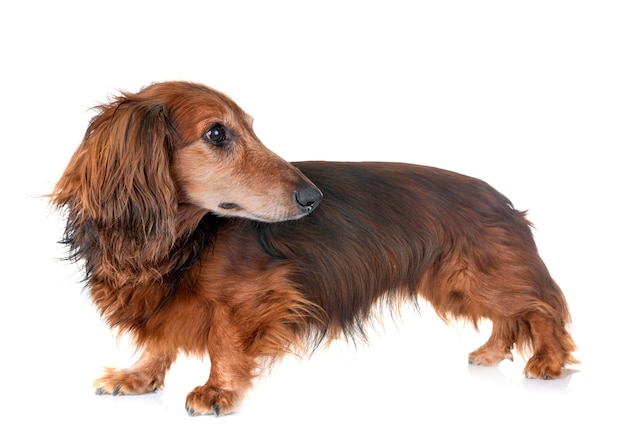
[185,308,257,416]
[94,347,177,396]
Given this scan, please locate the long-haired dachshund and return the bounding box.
[52,81,577,416]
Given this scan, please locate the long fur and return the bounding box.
[52,81,577,416]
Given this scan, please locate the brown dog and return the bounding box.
[52,81,577,416]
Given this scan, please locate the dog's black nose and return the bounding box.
[294,185,323,213]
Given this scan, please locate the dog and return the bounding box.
[52,81,577,416]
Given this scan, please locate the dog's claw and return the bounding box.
[112,385,122,396]
[184,404,220,417]
[524,371,551,380]
[95,388,104,395]
[185,402,222,417]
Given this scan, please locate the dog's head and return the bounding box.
[52,81,322,282]
[161,82,322,222]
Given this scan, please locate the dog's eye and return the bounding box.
[204,124,229,146]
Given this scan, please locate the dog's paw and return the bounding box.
[185,385,240,417]
[468,346,514,366]
[94,367,162,395]
[523,355,562,380]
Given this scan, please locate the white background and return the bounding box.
[2,1,625,439]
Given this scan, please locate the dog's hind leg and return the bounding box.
[94,348,177,395]
[430,243,576,376]
[468,318,516,366]
[465,293,577,378]
[465,277,577,378]
[521,309,578,379]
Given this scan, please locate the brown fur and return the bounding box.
[52,81,577,416]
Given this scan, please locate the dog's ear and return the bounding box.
[52,97,178,284]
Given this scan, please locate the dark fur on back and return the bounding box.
[258,162,549,338]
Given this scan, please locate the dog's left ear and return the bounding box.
[52,97,179,283]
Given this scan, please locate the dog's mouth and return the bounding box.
[217,201,287,222]
[217,189,322,223]
[218,202,241,211]
[216,202,309,223]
